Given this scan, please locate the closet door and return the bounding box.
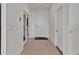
[56,5,63,52]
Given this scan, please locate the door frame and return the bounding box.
[1,3,6,55]
[55,4,64,52]
[22,10,29,45]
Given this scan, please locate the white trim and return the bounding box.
[18,45,23,55]
[1,3,6,55]
[55,10,57,46]
[22,9,29,46]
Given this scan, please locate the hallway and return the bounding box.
[21,38,61,55]
[1,3,79,55]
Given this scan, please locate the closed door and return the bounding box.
[56,6,63,51]
[35,11,49,37]
[36,24,46,37]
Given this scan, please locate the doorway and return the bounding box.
[27,17,29,39]
[23,10,29,44]
[55,5,63,52]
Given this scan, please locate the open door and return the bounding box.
[55,6,63,52]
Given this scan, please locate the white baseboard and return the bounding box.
[18,45,23,55]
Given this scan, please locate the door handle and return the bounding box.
[56,30,58,32]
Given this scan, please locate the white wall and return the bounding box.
[63,4,69,54]
[29,9,49,38]
[6,3,30,55]
[68,4,79,54]
[61,3,79,55]
[49,4,55,44]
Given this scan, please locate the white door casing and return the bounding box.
[1,3,6,55]
[23,10,28,45]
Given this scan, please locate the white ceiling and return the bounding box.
[28,3,52,9]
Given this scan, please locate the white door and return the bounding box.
[36,24,46,37]
[56,6,63,51]
[35,11,49,37]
